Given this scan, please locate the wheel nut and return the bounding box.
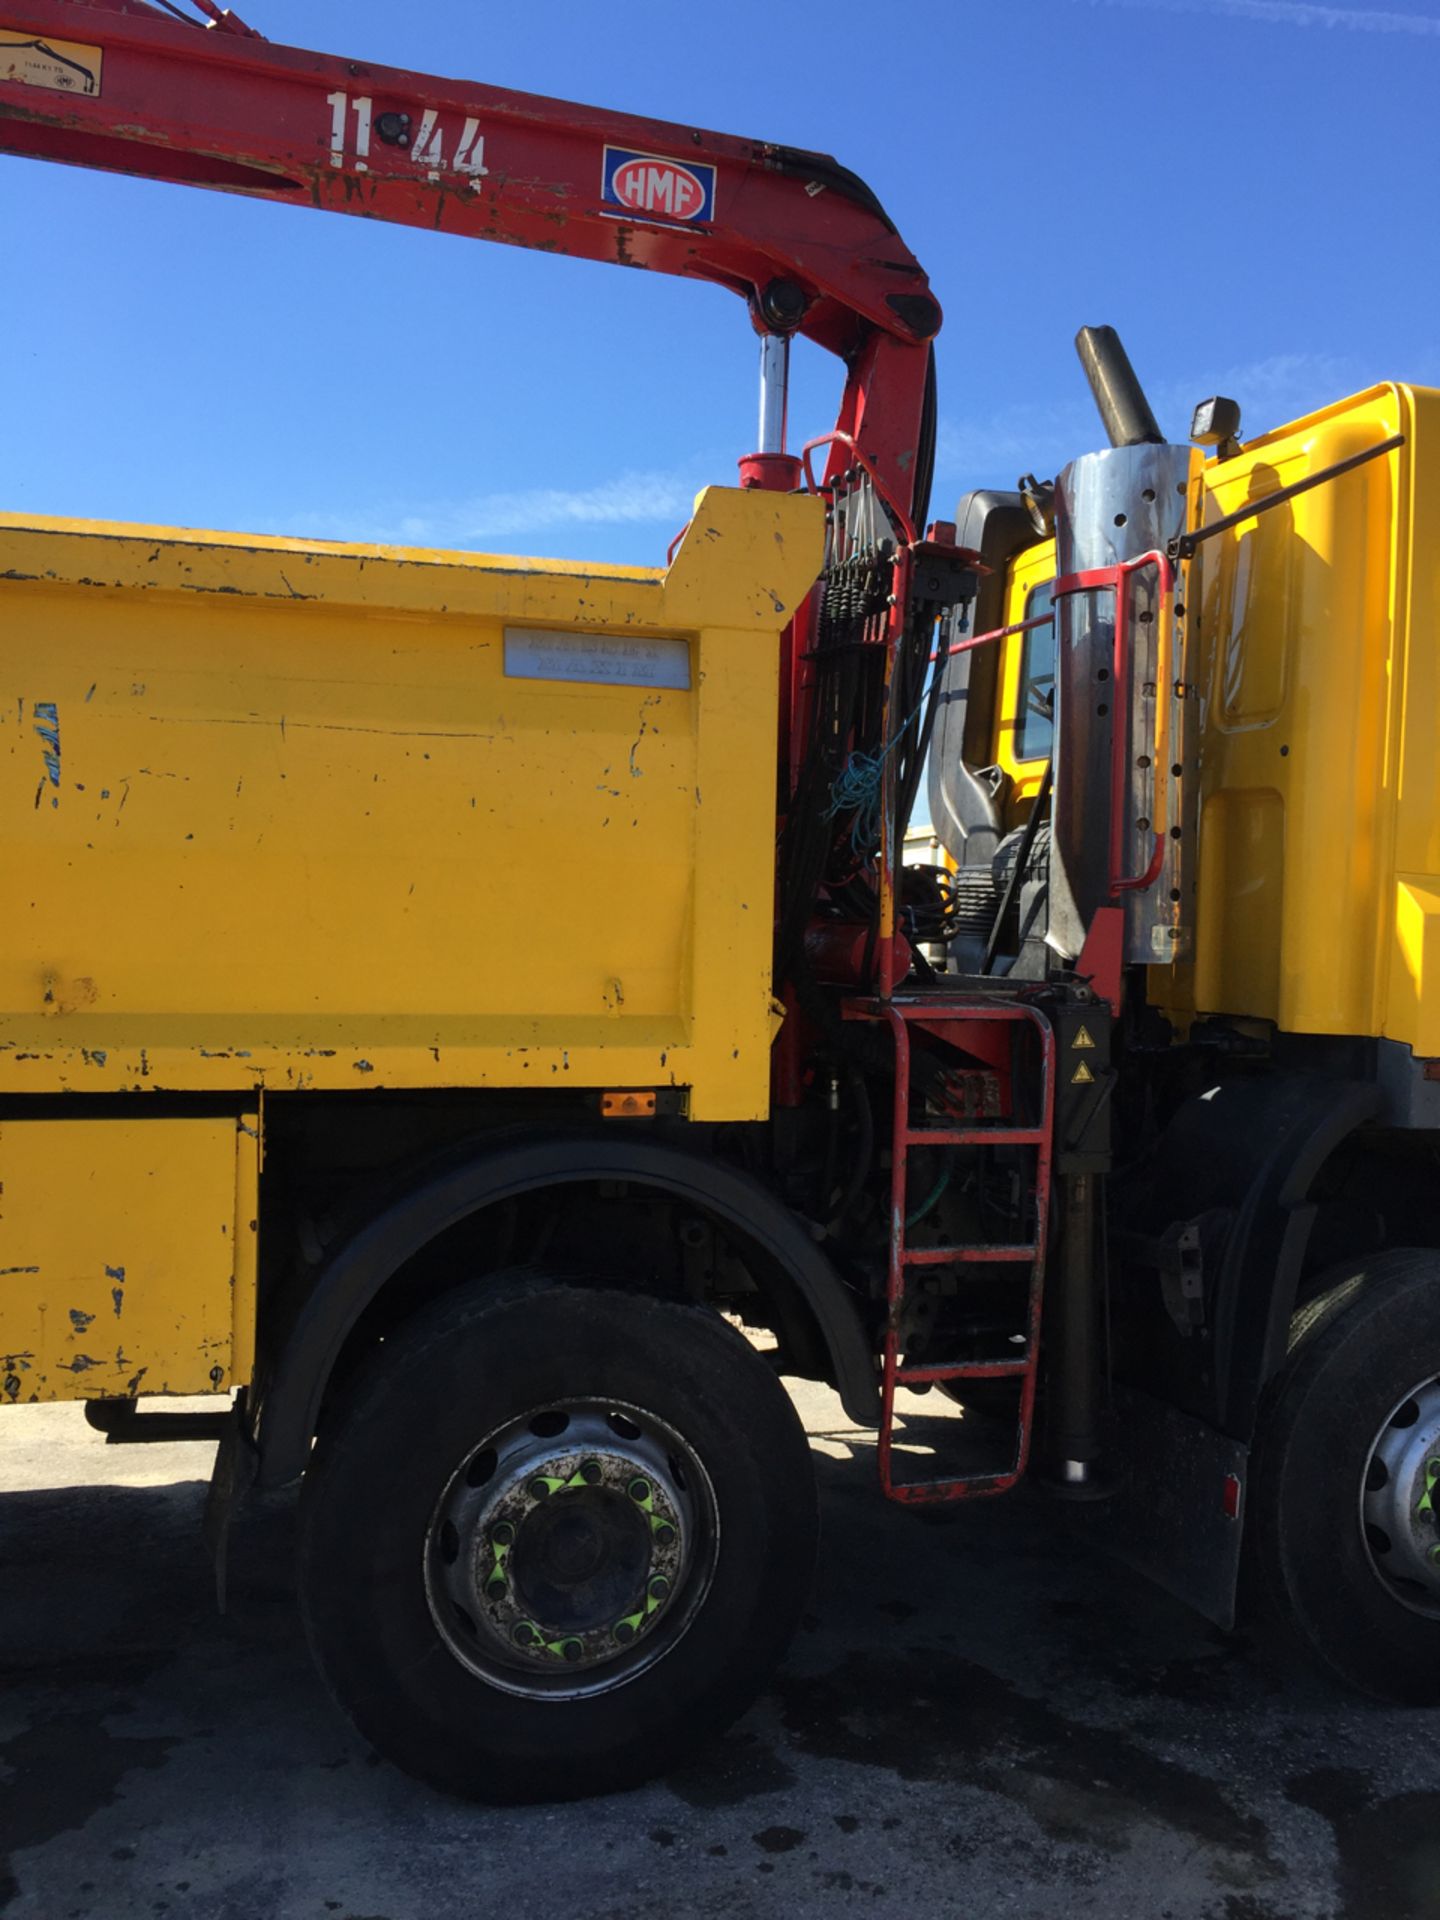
[486,1573,507,1598]
[628,1477,651,1503]
[614,1620,636,1644]
[653,1521,676,1547]
[561,1639,583,1663]
[530,1477,552,1499]
[492,1521,515,1546]
[1429,1544,1440,1566]
[649,1575,670,1601]
[511,1622,535,1647]
[580,1459,603,1485]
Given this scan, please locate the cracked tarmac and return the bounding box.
[2,1385,1437,1919]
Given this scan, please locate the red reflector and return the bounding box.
[1222,1472,1243,1521]
[1423,1060,1440,1081]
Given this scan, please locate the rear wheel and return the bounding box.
[1252,1249,1440,1703]
[297,1271,819,1800]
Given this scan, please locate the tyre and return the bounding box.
[1251,1248,1440,1703]
[296,1270,819,1801]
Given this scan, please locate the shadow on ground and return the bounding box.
[2,1394,1437,1919]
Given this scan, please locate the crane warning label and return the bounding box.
[601,146,715,224]
[0,33,102,96]
[504,628,691,692]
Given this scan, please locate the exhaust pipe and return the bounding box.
[1075,325,1164,450]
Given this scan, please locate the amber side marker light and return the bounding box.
[601,1091,657,1117]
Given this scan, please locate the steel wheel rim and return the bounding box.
[1359,1374,1440,1617]
[423,1397,719,1700]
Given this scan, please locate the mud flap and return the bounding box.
[203,1404,258,1615]
[1066,1384,1249,1630]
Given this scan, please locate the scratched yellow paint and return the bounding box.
[0,1115,258,1403]
[0,486,822,1119]
[1160,383,1440,1055]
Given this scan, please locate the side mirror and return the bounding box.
[1018,472,1055,538]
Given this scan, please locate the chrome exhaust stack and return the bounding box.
[1047,329,1198,967]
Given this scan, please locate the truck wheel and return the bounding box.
[1252,1249,1440,1703]
[296,1271,819,1801]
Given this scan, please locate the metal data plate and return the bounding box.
[504,628,691,691]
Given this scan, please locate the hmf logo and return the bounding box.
[602,146,715,223]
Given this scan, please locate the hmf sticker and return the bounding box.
[0,31,102,95]
[601,146,715,224]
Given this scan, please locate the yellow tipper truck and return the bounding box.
[6,0,1440,1807]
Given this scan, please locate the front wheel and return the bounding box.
[1252,1249,1440,1703]
[297,1271,819,1801]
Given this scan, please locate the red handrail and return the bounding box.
[1051,549,1174,898]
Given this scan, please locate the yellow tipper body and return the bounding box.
[0,486,818,1109]
[0,485,820,1402]
[994,384,1440,1056]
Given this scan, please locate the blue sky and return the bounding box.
[3,0,1438,564]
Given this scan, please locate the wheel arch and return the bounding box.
[252,1134,877,1487]
[1154,1071,1384,1437]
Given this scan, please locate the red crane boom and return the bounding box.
[0,0,939,507]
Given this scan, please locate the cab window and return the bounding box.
[1016,581,1055,763]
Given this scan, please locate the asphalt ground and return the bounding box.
[2,1383,1438,1920]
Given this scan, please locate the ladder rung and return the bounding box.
[902,1244,1037,1266]
[885,1468,1023,1504]
[897,1358,1031,1385]
[902,1126,1046,1147]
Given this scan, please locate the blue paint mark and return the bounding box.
[105,1264,126,1281]
[69,1307,95,1333]
[0,1266,40,1276]
[33,702,60,791]
[353,1059,375,1074]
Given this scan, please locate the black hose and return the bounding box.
[911,346,938,533]
[825,1065,875,1233]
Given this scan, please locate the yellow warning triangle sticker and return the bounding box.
[1071,1060,1095,1085]
[1073,1024,1096,1050]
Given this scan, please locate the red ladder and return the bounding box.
[868,997,1056,1505]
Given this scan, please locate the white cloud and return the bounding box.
[1150,349,1359,427]
[935,348,1367,497]
[1072,0,1440,33]
[287,468,702,550]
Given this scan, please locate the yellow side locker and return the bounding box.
[0,1113,259,1403]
